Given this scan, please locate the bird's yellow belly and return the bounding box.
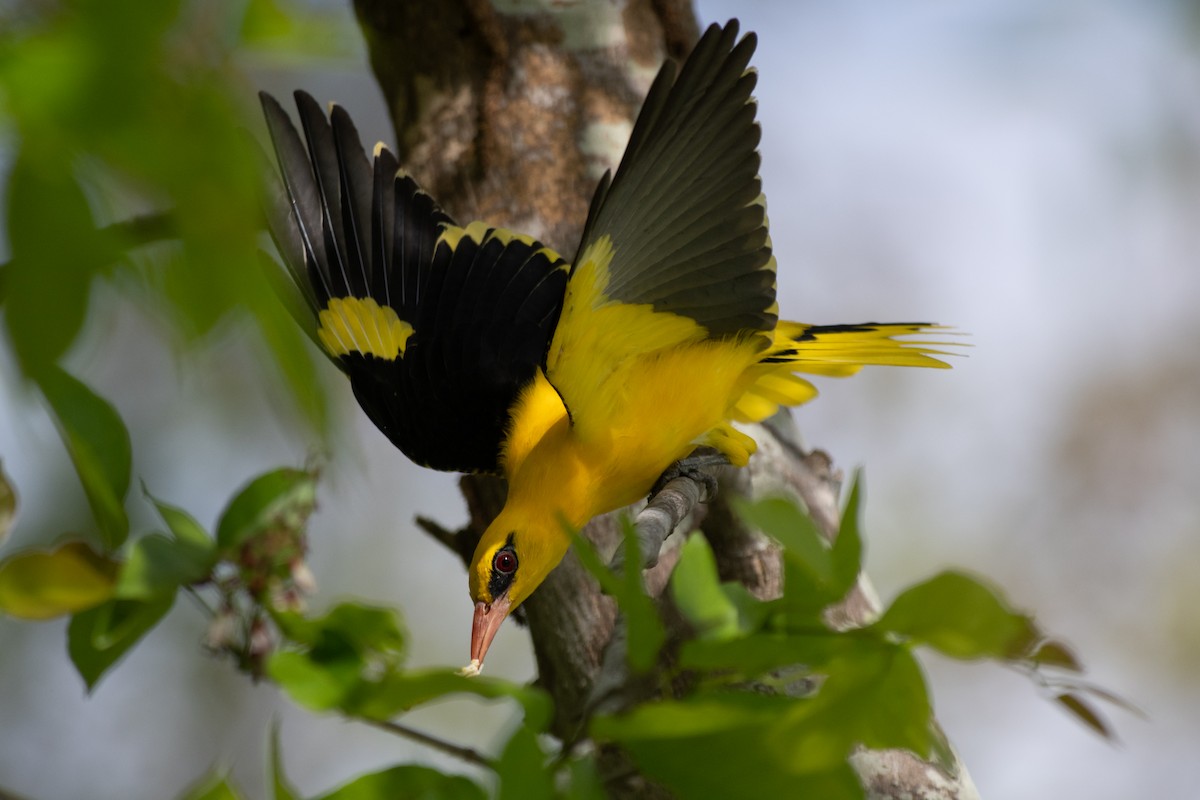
[580,339,759,512]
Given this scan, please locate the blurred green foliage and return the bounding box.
[0,2,1123,798]
[0,0,349,543]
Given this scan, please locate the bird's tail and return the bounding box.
[731,322,959,423]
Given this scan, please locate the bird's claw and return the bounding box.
[650,447,728,501]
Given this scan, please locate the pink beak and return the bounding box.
[469,595,512,670]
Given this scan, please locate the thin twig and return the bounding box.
[415,515,464,556]
[364,717,498,770]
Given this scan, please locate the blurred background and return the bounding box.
[1,0,1197,797]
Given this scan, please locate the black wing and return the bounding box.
[260,91,568,473]
[571,20,775,340]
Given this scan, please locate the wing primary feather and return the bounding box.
[293,90,353,298]
[259,91,335,304]
[329,104,375,297]
[371,145,399,305]
[253,130,320,313]
[604,56,758,293]
[600,24,747,241]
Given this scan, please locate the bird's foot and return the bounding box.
[651,447,729,502]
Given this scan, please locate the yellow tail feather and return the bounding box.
[731,322,959,424]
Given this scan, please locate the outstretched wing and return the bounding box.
[260,91,569,472]
[545,21,775,439]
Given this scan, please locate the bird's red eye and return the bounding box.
[493,549,518,575]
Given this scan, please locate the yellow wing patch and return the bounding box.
[318,297,414,360]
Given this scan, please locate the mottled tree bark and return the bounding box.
[354,2,979,797]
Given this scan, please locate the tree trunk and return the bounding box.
[354,2,980,797]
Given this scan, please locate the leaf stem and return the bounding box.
[364,718,498,770]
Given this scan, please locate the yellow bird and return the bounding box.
[260,20,953,673]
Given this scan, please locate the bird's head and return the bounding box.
[465,510,571,673]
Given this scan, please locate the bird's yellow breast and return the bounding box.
[503,335,761,524]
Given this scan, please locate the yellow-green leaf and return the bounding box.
[0,541,117,619]
[36,367,132,549]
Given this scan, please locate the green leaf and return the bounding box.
[274,602,407,658]
[268,601,552,730]
[734,496,840,614]
[497,725,554,800]
[778,644,934,762]
[670,535,739,641]
[1030,638,1083,672]
[178,773,247,800]
[0,541,118,619]
[68,594,174,690]
[0,461,16,544]
[593,694,864,800]
[216,467,316,551]
[2,147,107,372]
[564,757,607,800]
[680,631,852,678]
[570,518,666,673]
[831,471,864,595]
[268,650,358,711]
[144,486,212,549]
[876,570,1041,661]
[351,669,552,730]
[177,767,248,800]
[1056,693,1114,740]
[269,602,407,711]
[36,367,132,549]
[313,765,486,800]
[116,532,215,599]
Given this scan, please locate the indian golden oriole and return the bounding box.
[259,20,954,673]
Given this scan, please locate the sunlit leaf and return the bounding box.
[216,467,316,551]
[36,367,132,549]
[0,462,16,544]
[497,725,554,800]
[269,650,356,711]
[670,534,739,641]
[115,532,214,599]
[875,570,1040,661]
[68,595,174,690]
[144,485,212,549]
[313,765,485,800]
[0,541,118,619]
[593,694,864,799]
